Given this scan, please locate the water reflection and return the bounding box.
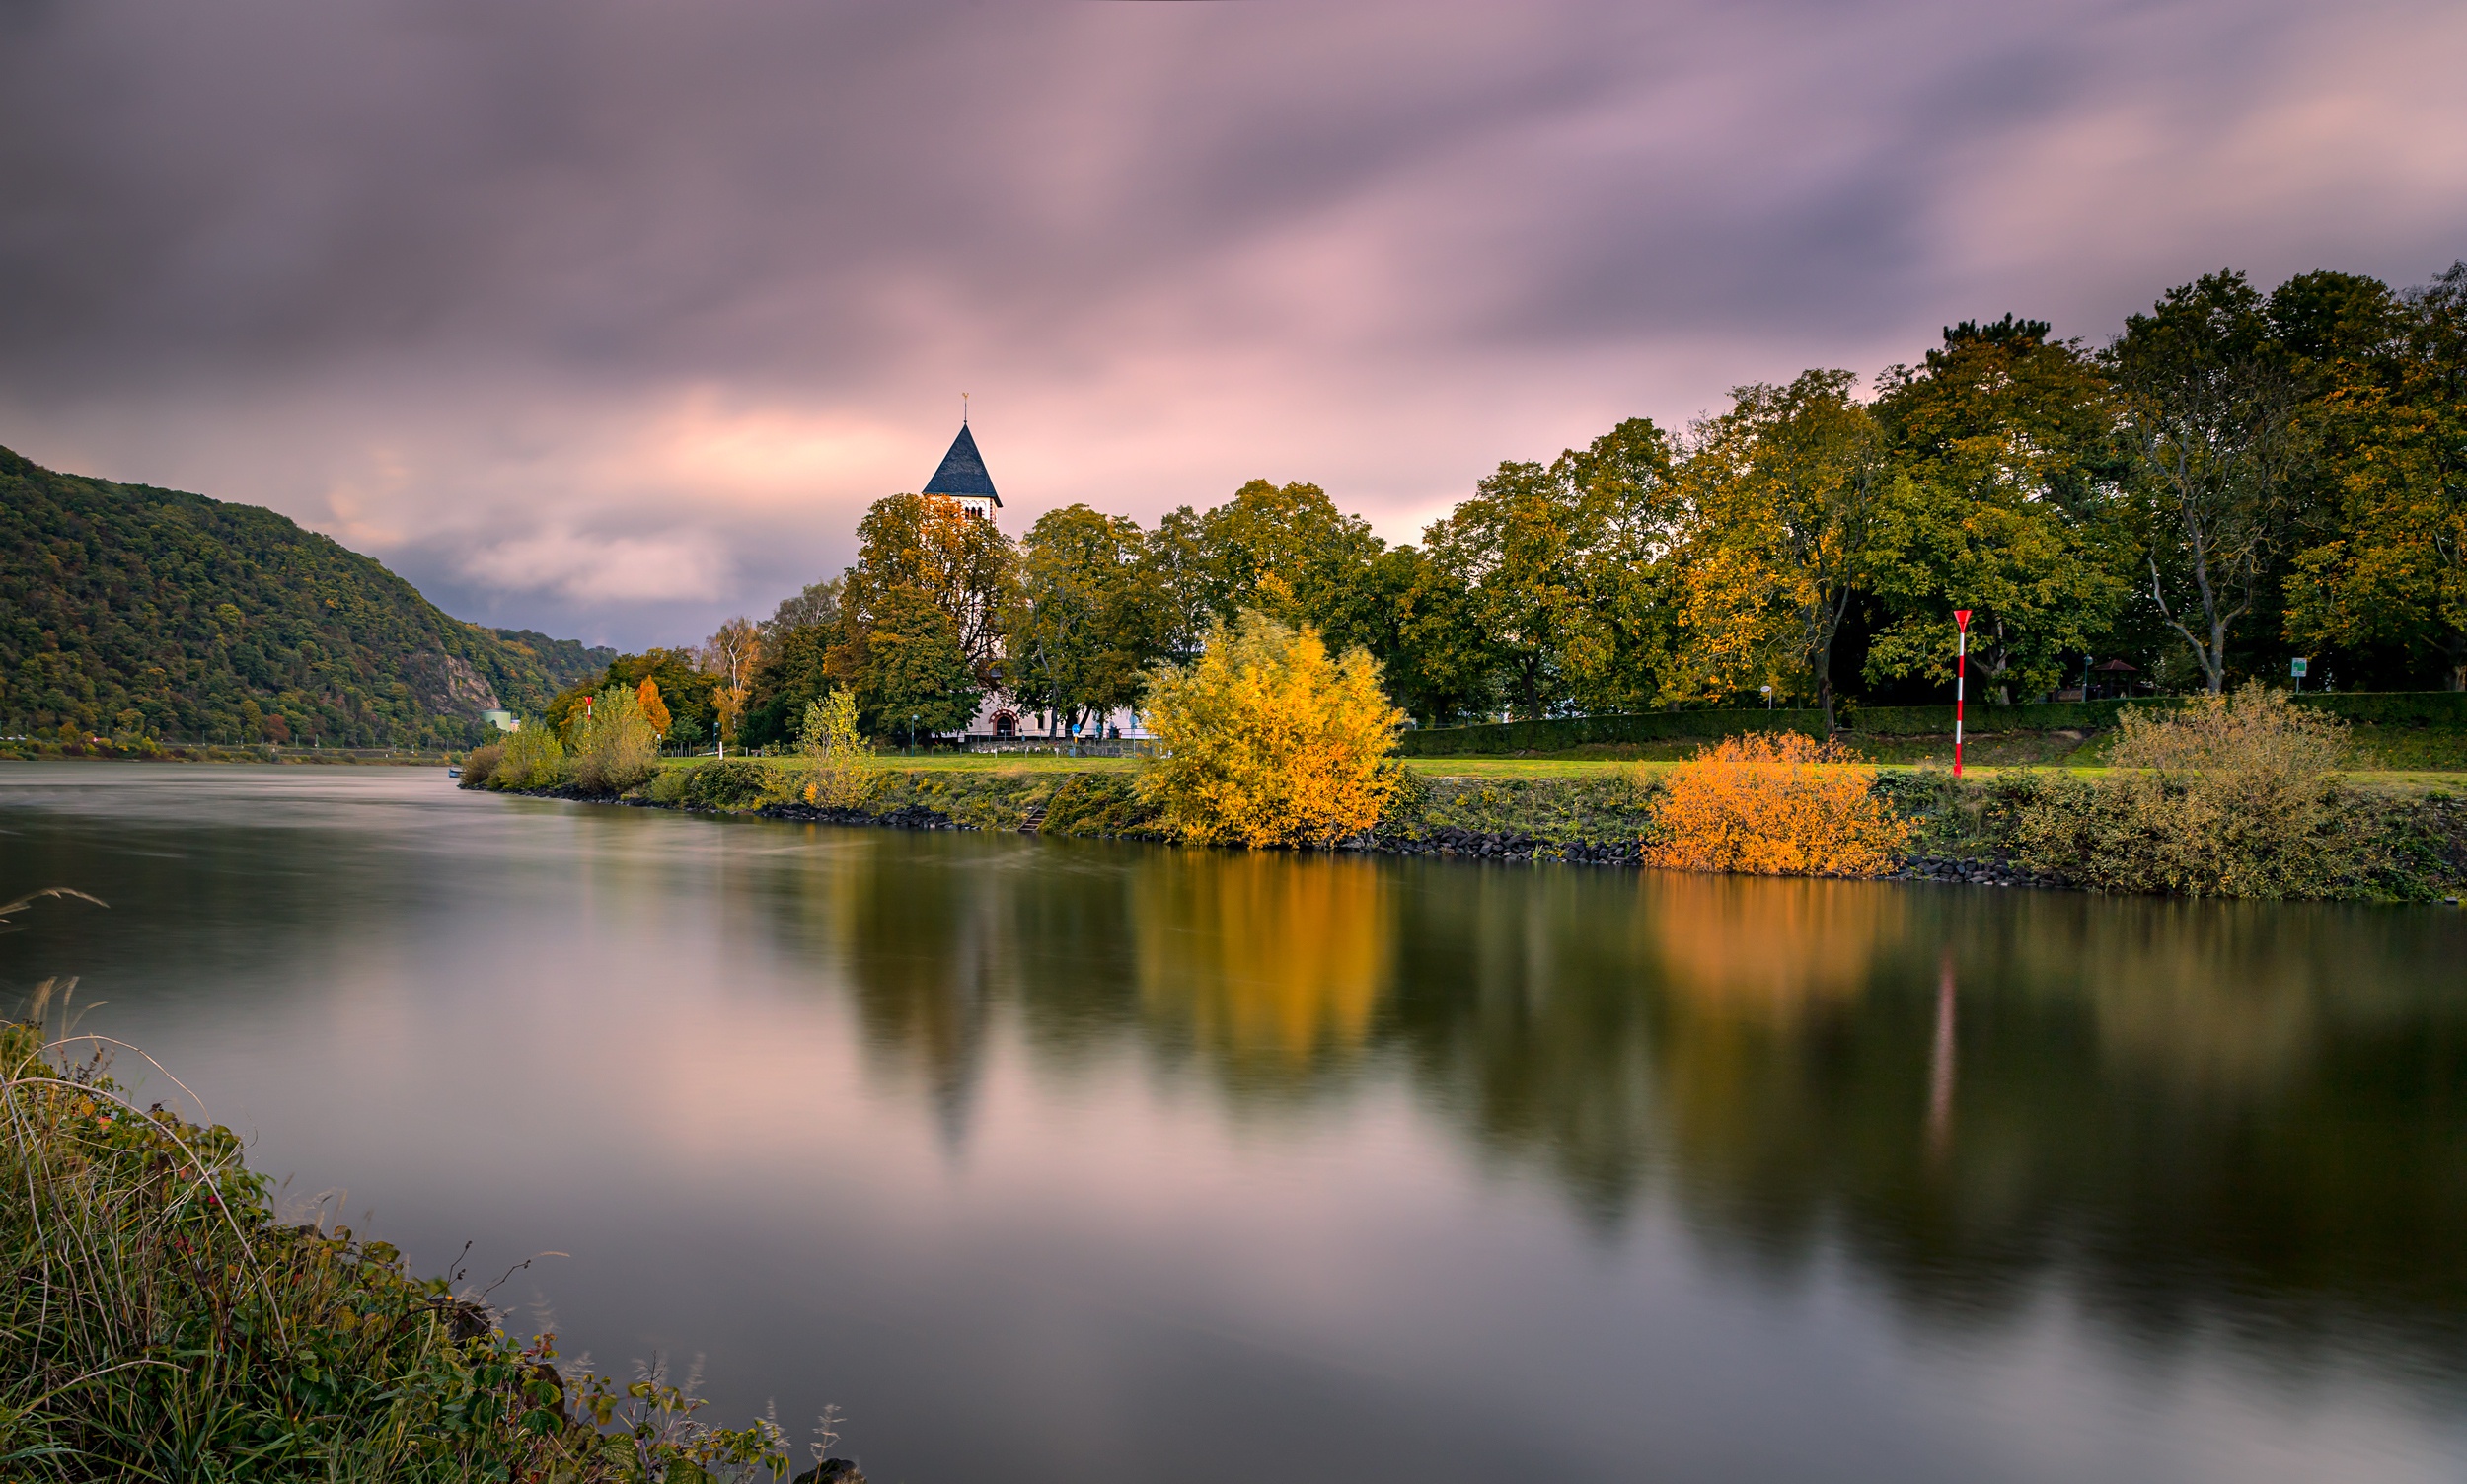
[1650,872,1906,1013]
[746,837,2467,1369]
[6,767,2466,1482]
[1134,851,1390,1079]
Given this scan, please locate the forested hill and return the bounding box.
[1,445,612,748]
[486,629,621,692]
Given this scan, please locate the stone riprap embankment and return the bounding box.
[492,760,2466,901]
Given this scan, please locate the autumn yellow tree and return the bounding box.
[1140,612,1404,848]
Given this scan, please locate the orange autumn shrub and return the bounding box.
[1646,731,1908,876]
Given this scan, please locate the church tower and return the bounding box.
[923,418,1001,521]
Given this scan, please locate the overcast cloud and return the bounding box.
[4,0,2462,648]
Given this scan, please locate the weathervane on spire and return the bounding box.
[925,403,1000,519]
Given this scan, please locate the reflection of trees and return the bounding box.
[1629,885,2467,1358]
[1133,852,1388,1089]
[1383,866,1669,1223]
[762,834,2467,1367]
[784,831,1009,1143]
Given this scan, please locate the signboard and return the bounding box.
[2290,657,2309,678]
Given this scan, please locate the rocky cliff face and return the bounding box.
[408,650,503,717]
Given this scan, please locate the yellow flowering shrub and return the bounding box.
[1141,612,1404,848]
[1646,731,1908,876]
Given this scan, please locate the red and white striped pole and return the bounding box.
[1953,609,1972,778]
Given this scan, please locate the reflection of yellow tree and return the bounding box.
[1650,873,1905,1019]
[1644,874,1907,1227]
[1136,851,1391,1075]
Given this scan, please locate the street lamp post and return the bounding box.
[1953,610,1973,779]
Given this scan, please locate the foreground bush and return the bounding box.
[2009,684,2359,896]
[798,689,882,810]
[0,1007,791,1481]
[488,722,565,790]
[568,684,660,796]
[674,759,786,811]
[456,743,503,790]
[1141,613,1404,848]
[1645,732,1909,876]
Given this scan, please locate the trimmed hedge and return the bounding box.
[1398,708,1828,756]
[1848,691,2467,734]
[1399,691,2467,753]
[1844,698,2136,735]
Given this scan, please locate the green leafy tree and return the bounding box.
[1190,480,1388,654]
[839,493,1016,689]
[1142,506,1219,660]
[1419,418,1679,720]
[487,719,565,788]
[1337,543,1476,726]
[739,619,836,747]
[2285,262,2467,689]
[1004,504,1159,734]
[1865,319,2131,701]
[2106,271,2310,693]
[548,649,712,744]
[859,585,983,745]
[1667,371,1887,728]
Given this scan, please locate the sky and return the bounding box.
[4,0,2463,651]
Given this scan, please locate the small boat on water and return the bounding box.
[445,767,462,779]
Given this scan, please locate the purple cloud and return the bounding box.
[3,0,2460,647]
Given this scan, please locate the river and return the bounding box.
[2,762,2463,1482]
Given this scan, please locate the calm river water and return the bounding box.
[2,763,2464,1482]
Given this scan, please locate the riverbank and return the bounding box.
[491,758,2467,903]
[1,738,461,766]
[0,1011,851,1482]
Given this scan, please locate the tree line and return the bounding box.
[684,260,2467,745]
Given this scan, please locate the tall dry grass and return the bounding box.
[0,889,797,1480]
[2009,684,2359,896]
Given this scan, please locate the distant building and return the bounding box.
[920,416,1146,746]
[924,420,1001,520]
[481,709,520,732]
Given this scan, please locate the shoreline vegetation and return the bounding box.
[0,898,867,1484]
[461,663,2467,903]
[1,739,463,766]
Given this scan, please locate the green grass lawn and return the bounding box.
[662,750,1142,774]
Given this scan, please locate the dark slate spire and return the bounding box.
[923,422,1000,507]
